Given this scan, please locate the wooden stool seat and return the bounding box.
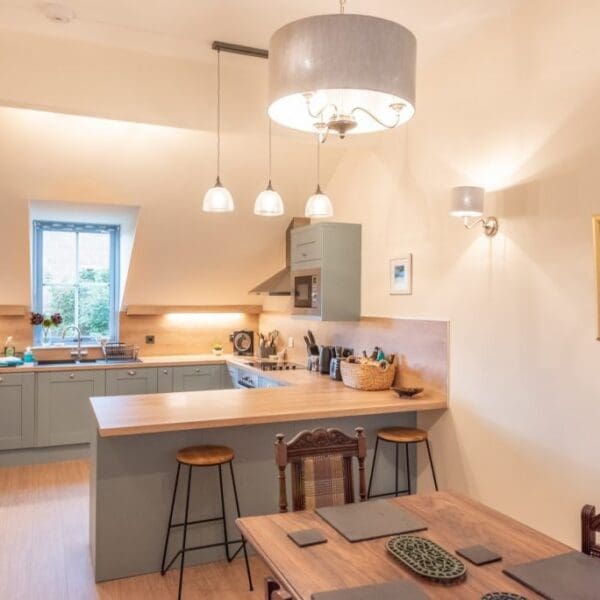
[377,427,428,444]
[176,445,235,467]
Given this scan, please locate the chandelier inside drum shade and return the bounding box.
[268,11,417,140]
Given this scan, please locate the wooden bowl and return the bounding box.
[392,387,424,398]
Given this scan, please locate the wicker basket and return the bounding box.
[340,360,396,391]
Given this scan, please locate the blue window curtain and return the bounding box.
[32,220,120,345]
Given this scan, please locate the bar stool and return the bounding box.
[161,444,253,599]
[367,427,438,499]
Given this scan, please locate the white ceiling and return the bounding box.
[0,0,522,64]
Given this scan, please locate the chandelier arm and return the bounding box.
[350,105,403,129]
[304,96,339,121]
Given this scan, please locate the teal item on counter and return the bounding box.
[376,349,386,361]
[0,356,23,367]
[23,347,34,363]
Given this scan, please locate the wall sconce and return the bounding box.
[450,186,498,237]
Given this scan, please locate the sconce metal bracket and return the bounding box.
[463,216,499,237]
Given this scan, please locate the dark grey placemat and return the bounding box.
[287,528,327,547]
[504,551,600,600]
[311,580,429,600]
[456,544,502,565]
[315,499,427,543]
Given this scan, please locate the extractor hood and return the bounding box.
[250,217,310,296]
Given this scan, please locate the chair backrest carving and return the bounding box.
[581,504,600,559]
[275,427,367,513]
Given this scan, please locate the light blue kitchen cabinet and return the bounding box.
[157,367,174,393]
[0,372,35,450]
[105,367,158,396]
[172,365,222,392]
[36,369,105,447]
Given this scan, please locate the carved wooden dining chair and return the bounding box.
[274,427,367,513]
[581,504,600,559]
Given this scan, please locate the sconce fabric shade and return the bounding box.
[203,180,234,213]
[450,186,485,218]
[268,14,416,135]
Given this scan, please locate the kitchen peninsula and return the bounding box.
[89,355,447,582]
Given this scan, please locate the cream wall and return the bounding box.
[0,29,342,311]
[324,0,600,547]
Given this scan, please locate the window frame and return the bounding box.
[32,220,120,345]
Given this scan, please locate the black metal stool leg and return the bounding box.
[178,465,193,600]
[405,443,411,495]
[161,462,181,575]
[394,442,400,497]
[425,439,439,491]
[367,437,380,499]
[218,464,232,562]
[229,461,254,591]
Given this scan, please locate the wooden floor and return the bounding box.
[0,459,270,599]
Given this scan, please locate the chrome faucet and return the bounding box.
[62,325,88,361]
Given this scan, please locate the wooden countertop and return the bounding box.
[89,355,447,437]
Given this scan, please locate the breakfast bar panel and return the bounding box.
[90,412,420,582]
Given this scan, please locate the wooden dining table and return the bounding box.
[236,491,573,599]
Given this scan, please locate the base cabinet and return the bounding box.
[172,365,222,392]
[0,372,35,450]
[106,368,158,396]
[36,370,105,446]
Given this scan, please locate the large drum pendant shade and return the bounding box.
[268,14,417,136]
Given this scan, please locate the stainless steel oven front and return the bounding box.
[292,268,321,316]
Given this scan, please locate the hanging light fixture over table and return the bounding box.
[203,49,234,213]
[254,119,284,216]
[268,0,417,141]
[305,135,333,218]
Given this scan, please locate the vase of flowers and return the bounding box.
[212,343,223,356]
[30,312,63,346]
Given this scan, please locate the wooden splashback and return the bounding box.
[259,312,449,393]
[0,312,259,357]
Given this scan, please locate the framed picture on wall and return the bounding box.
[390,255,412,295]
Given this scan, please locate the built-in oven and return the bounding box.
[292,268,321,316]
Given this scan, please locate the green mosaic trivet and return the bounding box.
[386,535,467,584]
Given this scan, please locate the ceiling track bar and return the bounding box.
[211,41,268,59]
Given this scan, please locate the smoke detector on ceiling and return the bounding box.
[39,3,76,24]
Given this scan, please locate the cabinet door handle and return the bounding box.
[162,369,169,375]
[128,370,136,376]
[0,377,3,383]
[195,368,202,373]
[69,373,75,380]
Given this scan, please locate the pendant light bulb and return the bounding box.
[255,120,284,216]
[204,49,234,213]
[305,136,333,218]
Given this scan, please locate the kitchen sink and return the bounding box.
[35,358,142,367]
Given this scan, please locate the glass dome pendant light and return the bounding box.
[254,119,284,216]
[305,135,333,218]
[203,49,234,213]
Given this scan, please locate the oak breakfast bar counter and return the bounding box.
[89,355,447,582]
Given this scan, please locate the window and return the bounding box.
[32,221,120,344]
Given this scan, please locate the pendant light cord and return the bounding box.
[216,49,221,181]
[268,118,272,184]
[316,134,322,193]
